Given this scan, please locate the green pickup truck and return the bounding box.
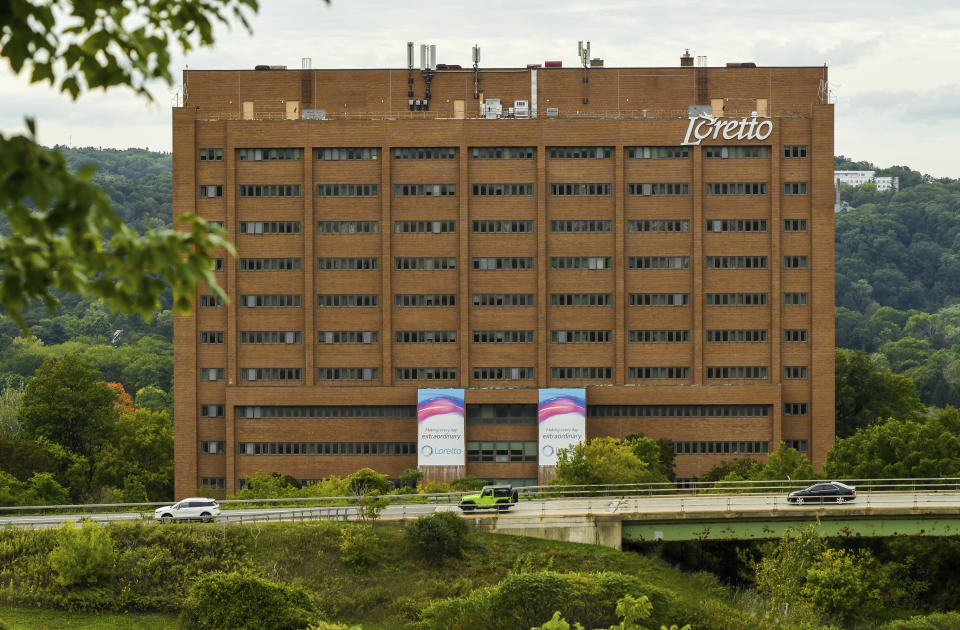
[458,485,519,512]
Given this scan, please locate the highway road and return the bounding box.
[3,491,960,529]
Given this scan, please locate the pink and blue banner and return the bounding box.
[417,389,465,467]
[538,388,586,466]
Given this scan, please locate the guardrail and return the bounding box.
[3,478,960,519]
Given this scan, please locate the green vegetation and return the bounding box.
[554,436,668,486]
[0,607,174,630]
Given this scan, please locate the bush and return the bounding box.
[178,570,323,630]
[48,521,116,587]
[399,468,423,491]
[339,524,379,570]
[449,475,487,492]
[347,468,392,496]
[882,612,960,630]
[405,512,469,564]
[0,617,8,630]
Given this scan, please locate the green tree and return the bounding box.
[755,444,817,481]
[346,467,392,496]
[48,521,117,587]
[554,437,653,486]
[0,378,25,439]
[835,348,924,437]
[801,548,882,626]
[754,526,825,616]
[19,353,117,458]
[134,385,172,415]
[0,0,272,328]
[90,408,174,501]
[623,434,671,483]
[699,458,763,483]
[398,467,423,492]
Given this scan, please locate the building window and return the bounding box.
[784,329,808,342]
[784,256,808,269]
[629,367,689,380]
[393,147,456,159]
[550,257,610,270]
[317,258,378,271]
[706,293,767,306]
[239,258,301,271]
[199,295,223,308]
[466,404,537,425]
[473,294,534,307]
[201,441,226,454]
[705,219,767,232]
[783,439,808,452]
[705,256,767,269]
[550,367,612,380]
[551,220,612,233]
[240,294,301,308]
[200,368,224,381]
[550,183,611,196]
[785,403,808,416]
[629,330,689,343]
[395,294,456,307]
[472,183,534,196]
[317,294,379,307]
[240,331,302,344]
[319,331,379,344]
[784,145,808,158]
[784,219,807,232]
[628,183,690,196]
[395,367,457,381]
[673,441,769,455]
[551,330,611,343]
[588,405,770,418]
[471,147,534,159]
[239,184,301,197]
[237,405,415,419]
[317,221,379,234]
[199,148,223,161]
[395,257,456,270]
[706,366,768,379]
[213,258,224,271]
[473,220,534,233]
[549,146,611,159]
[200,404,224,417]
[316,147,378,160]
[626,146,689,159]
[200,477,226,489]
[199,185,223,198]
[317,368,379,381]
[784,366,808,379]
[629,293,689,306]
[200,331,224,344]
[466,440,538,462]
[396,331,456,343]
[317,184,378,197]
[473,330,533,343]
[238,148,302,161]
[784,182,808,195]
[241,368,303,382]
[240,221,301,234]
[705,182,767,195]
[628,256,689,269]
[394,184,456,197]
[473,257,534,270]
[551,293,611,306]
[395,220,455,233]
[704,146,768,159]
[239,441,416,456]
[706,330,767,342]
[784,292,808,306]
[629,220,689,233]
[474,367,535,380]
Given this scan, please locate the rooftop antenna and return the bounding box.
[419,43,436,111]
[472,44,481,99]
[578,40,591,104]
[407,41,415,111]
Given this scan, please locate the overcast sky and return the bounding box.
[2,0,958,178]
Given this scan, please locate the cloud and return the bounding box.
[848,84,960,123]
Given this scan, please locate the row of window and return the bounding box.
[201,145,808,163]
[467,441,539,462]
[239,442,417,455]
[675,441,769,455]
[472,183,534,196]
[395,294,456,307]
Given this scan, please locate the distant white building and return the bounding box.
[835,170,900,192]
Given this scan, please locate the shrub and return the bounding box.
[0,617,8,630]
[178,570,323,630]
[339,524,379,570]
[346,468,392,496]
[449,475,486,492]
[405,512,468,564]
[48,521,116,587]
[420,480,450,494]
[399,468,423,491]
[881,612,960,630]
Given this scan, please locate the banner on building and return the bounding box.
[538,388,586,467]
[417,388,466,468]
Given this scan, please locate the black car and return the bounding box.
[787,481,856,505]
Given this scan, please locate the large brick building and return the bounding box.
[173,53,834,498]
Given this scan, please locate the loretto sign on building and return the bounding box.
[172,50,835,497]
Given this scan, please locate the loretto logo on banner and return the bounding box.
[538,388,586,467]
[417,388,465,467]
[681,114,773,146]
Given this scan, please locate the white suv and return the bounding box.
[154,498,220,523]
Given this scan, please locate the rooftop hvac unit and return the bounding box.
[302,109,327,120]
[483,98,502,119]
[514,100,529,118]
[546,107,559,118]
